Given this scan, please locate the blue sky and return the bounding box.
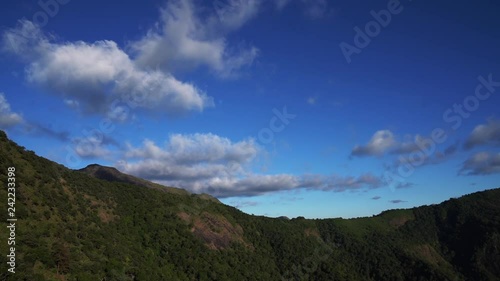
[1,0,499,218]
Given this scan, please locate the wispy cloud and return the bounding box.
[229,200,259,208]
[392,142,459,170]
[459,152,500,176]
[371,196,381,200]
[389,199,407,204]
[464,119,500,149]
[25,122,70,142]
[394,182,413,189]
[352,130,459,167]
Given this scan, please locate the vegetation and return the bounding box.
[0,130,499,280]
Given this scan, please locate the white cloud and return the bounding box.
[2,20,213,118]
[117,133,387,197]
[464,119,500,149]
[130,0,259,77]
[125,133,259,164]
[72,136,113,159]
[352,130,459,161]
[118,133,259,194]
[1,1,302,119]
[351,130,396,157]
[459,152,500,176]
[0,93,23,129]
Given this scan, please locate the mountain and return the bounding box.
[1,129,499,281]
[79,164,221,204]
[79,164,182,192]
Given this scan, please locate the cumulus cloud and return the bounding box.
[72,136,114,159]
[2,20,213,118]
[351,130,396,157]
[459,152,500,176]
[352,130,458,162]
[0,93,23,129]
[2,1,322,120]
[118,133,259,193]
[130,0,259,77]
[117,133,388,197]
[464,119,500,149]
[391,136,426,155]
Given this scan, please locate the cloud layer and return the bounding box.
[117,133,387,197]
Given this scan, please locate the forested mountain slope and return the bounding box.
[0,130,499,281]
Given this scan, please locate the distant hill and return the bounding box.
[79,163,220,203]
[79,163,190,195]
[1,129,499,280]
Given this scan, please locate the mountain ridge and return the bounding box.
[78,163,221,203]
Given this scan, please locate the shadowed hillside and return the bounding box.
[1,130,499,280]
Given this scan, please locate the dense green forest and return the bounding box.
[0,130,499,280]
